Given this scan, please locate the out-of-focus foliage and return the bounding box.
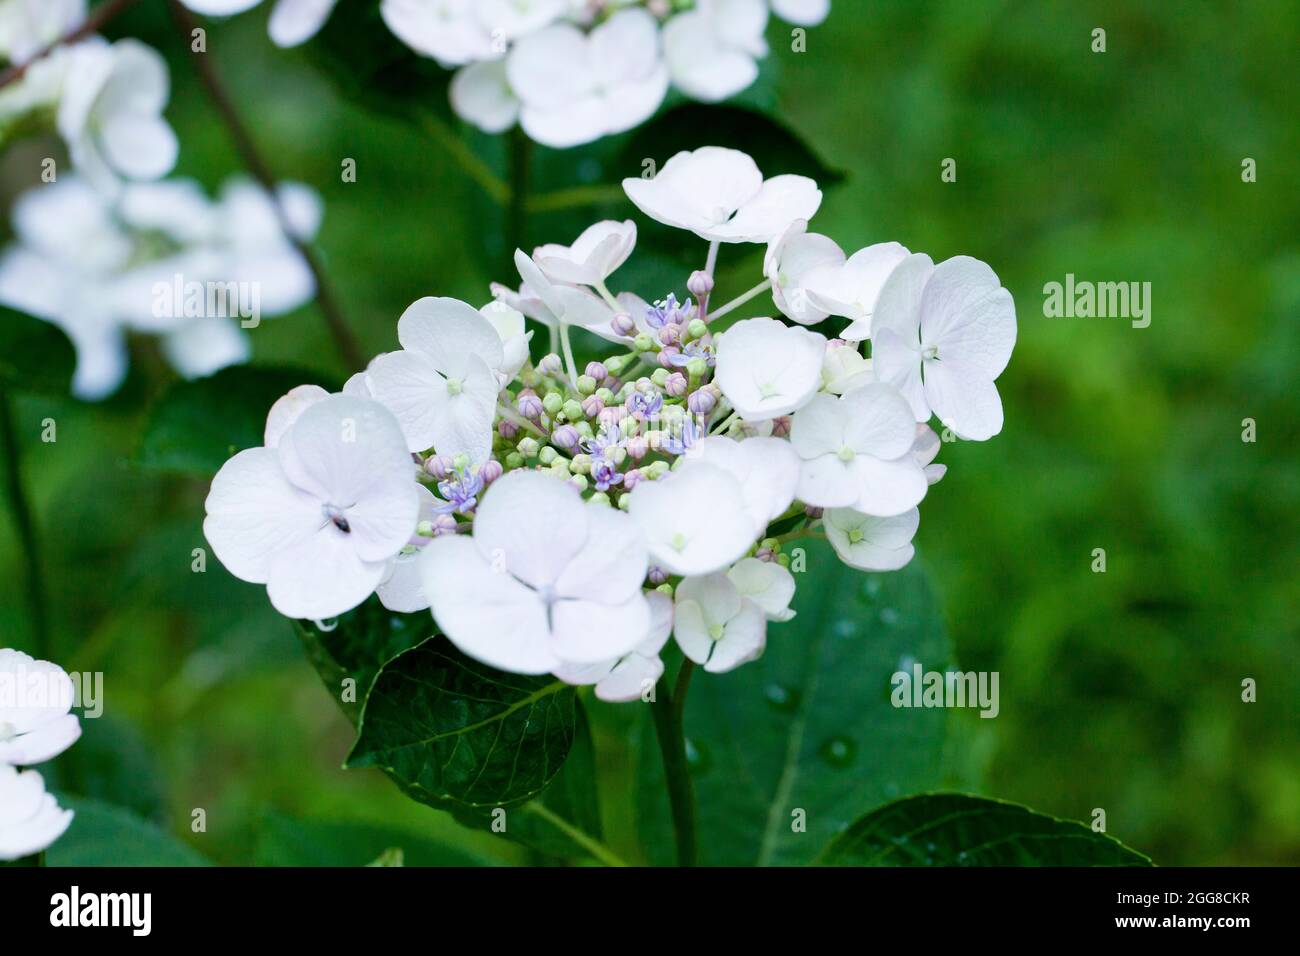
[0,0,1295,865]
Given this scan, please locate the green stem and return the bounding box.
[673,659,695,724]
[594,280,621,311]
[710,278,772,321]
[0,388,50,659]
[420,113,510,206]
[496,403,546,438]
[526,182,626,214]
[651,673,697,867]
[522,803,629,868]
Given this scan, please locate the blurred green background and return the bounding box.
[1,0,1296,866]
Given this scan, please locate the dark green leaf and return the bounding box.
[254,812,496,867]
[45,798,210,867]
[0,305,76,395]
[135,365,336,475]
[295,596,436,725]
[347,637,577,811]
[45,715,167,825]
[638,539,953,865]
[815,794,1153,866]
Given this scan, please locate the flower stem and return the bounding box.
[710,278,772,321]
[559,323,580,387]
[522,803,629,868]
[421,113,510,206]
[650,672,697,867]
[167,0,364,371]
[673,659,695,724]
[594,280,620,311]
[496,403,545,438]
[0,388,51,659]
[704,240,720,277]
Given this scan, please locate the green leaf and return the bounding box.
[254,813,496,867]
[295,597,436,725]
[638,539,953,866]
[45,715,168,825]
[135,365,336,476]
[0,305,76,395]
[347,637,577,812]
[45,798,210,867]
[815,794,1153,866]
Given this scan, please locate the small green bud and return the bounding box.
[416,520,434,537]
[505,452,524,469]
[760,537,780,554]
[538,446,559,465]
[550,459,572,477]
[608,446,627,466]
[604,354,629,375]
[647,460,670,478]
[650,367,670,387]
[588,491,610,507]
[516,436,540,457]
[619,416,639,438]
[777,553,791,568]
[687,318,708,340]
[655,583,674,597]
[570,453,592,475]
[576,375,597,396]
[686,356,707,379]
[562,399,585,421]
[633,332,656,352]
[569,474,589,492]
[452,453,470,472]
[542,392,564,416]
[595,387,615,404]
[576,422,594,439]
[617,495,631,511]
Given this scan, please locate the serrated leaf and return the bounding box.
[135,365,336,476]
[347,637,577,811]
[815,793,1153,866]
[0,305,76,395]
[638,539,953,866]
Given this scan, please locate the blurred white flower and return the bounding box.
[0,649,81,767]
[204,395,421,619]
[673,571,766,673]
[623,146,821,244]
[871,255,1017,440]
[714,316,826,420]
[178,0,338,48]
[449,59,519,134]
[663,0,767,103]
[507,8,668,148]
[0,765,74,861]
[0,0,85,64]
[419,471,652,674]
[380,0,494,66]
[790,384,928,516]
[771,0,831,27]
[824,506,919,571]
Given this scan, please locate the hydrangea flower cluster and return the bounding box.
[205,145,1016,700]
[0,649,81,861]
[0,174,322,400]
[177,0,832,148]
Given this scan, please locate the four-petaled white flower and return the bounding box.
[790,384,929,516]
[204,395,421,620]
[506,8,668,149]
[420,471,652,674]
[764,219,845,325]
[871,254,1017,441]
[533,220,636,288]
[824,507,919,571]
[623,146,822,244]
[803,241,911,340]
[553,592,672,702]
[727,557,796,621]
[628,461,756,576]
[673,571,767,673]
[663,0,767,103]
[714,316,826,420]
[366,296,506,460]
[0,765,74,862]
[0,650,81,767]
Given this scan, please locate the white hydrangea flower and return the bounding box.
[506,8,668,148]
[913,423,946,485]
[870,254,1016,440]
[57,37,179,186]
[366,297,507,459]
[764,219,845,325]
[803,241,911,340]
[204,395,422,620]
[479,299,532,381]
[0,765,74,862]
[714,316,826,420]
[821,340,874,395]
[449,59,519,134]
[663,0,767,103]
[673,571,766,673]
[419,471,652,674]
[512,249,618,341]
[533,220,636,288]
[0,0,85,64]
[790,384,928,516]
[727,557,796,621]
[180,0,339,47]
[0,650,81,767]
[686,435,799,532]
[627,461,756,576]
[622,146,822,244]
[553,591,672,702]
[824,507,919,571]
[771,0,831,27]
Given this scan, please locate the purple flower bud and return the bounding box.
[517,390,543,419]
[623,467,645,489]
[804,505,824,519]
[585,361,608,382]
[771,416,792,438]
[480,459,504,484]
[424,454,452,479]
[647,565,668,585]
[582,394,604,418]
[658,347,681,369]
[665,372,688,397]
[539,353,563,376]
[552,424,580,451]
[431,514,458,536]
[625,436,649,460]
[755,546,777,562]
[658,323,681,346]
[598,404,627,429]
[610,313,636,336]
[687,270,714,298]
[687,389,717,416]
[497,419,519,439]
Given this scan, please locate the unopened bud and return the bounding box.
[542,392,564,416]
[517,390,543,419]
[568,474,589,492]
[582,395,604,418]
[588,491,611,507]
[633,332,656,352]
[552,424,580,451]
[625,435,649,459]
[658,323,681,346]
[771,415,792,438]
[538,446,559,465]
[603,354,629,376]
[424,454,452,479]
[576,374,597,396]
[480,460,504,483]
[650,367,670,387]
[607,445,628,466]
[497,419,519,439]
[687,270,714,298]
[516,436,540,457]
[687,318,708,340]
[665,372,688,396]
[562,399,585,421]
[505,452,524,469]
[585,361,607,382]
[647,565,668,585]
[570,453,592,475]
[687,388,717,416]
[686,356,707,378]
[538,353,563,375]
[611,313,637,336]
